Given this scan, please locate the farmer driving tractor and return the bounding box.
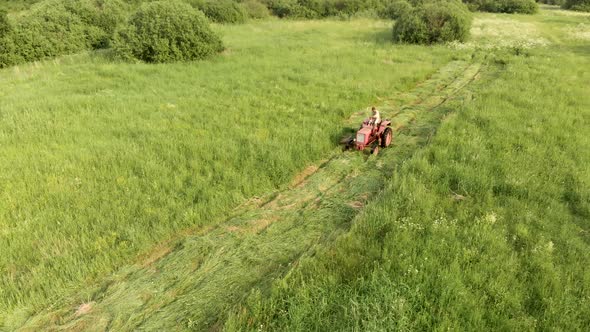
[369,106,381,129]
[342,105,392,154]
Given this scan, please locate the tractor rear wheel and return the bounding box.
[381,127,392,148]
[371,145,379,155]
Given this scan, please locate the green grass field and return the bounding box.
[1,6,590,331]
[0,18,458,327]
[227,11,590,331]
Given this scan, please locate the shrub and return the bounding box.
[265,0,371,18]
[62,0,128,48]
[239,0,271,18]
[0,0,128,68]
[3,1,89,63]
[113,1,224,63]
[265,0,290,17]
[267,0,321,18]
[0,9,10,37]
[199,0,248,23]
[331,0,367,16]
[537,0,565,6]
[262,0,406,19]
[393,0,472,44]
[297,0,327,15]
[0,35,20,67]
[499,0,538,13]
[464,0,538,13]
[378,0,412,19]
[563,0,590,11]
[267,0,418,19]
[392,10,428,43]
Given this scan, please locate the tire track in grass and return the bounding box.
[16,60,482,332]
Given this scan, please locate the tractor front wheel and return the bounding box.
[371,145,379,155]
[381,127,392,148]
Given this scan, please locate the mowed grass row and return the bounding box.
[226,14,590,331]
[0,19,459,320]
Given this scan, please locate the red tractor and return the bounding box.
[344,118,393,154]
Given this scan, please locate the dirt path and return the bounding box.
[18,61,482,332]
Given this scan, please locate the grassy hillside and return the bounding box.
[0,19,459,326]
[227,11,590,331]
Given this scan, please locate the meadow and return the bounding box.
[226,9,590,331]
[0,18,459,327]
[1,4,589,332]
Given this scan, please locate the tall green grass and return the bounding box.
[0,19,458,323]
[10,57,483,331]
[226,13,590,331]
[4,7,587,331]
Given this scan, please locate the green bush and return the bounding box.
[265,0,370,18]
[262,0,408,19]
[392,10,428,43]
[563,0,590,11]
[265,0,290,17]
[0,35,19,67]
[0,9,9,37]
[1,1,89,65]
[297,0,327,15]
[199,0,248,23]
[62,0,128,48]
[240,0,271,18]
[0,10,17,67]
[393,0,471,44]
[266,0,418,19]
[113,1,224,63]
[464,0,538,13]
[0,0,127,68]
[378,0,412,19]
[332,0,367,15]
[267,0,321,18]
[499,0,538,13]
[537,0,565,6]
